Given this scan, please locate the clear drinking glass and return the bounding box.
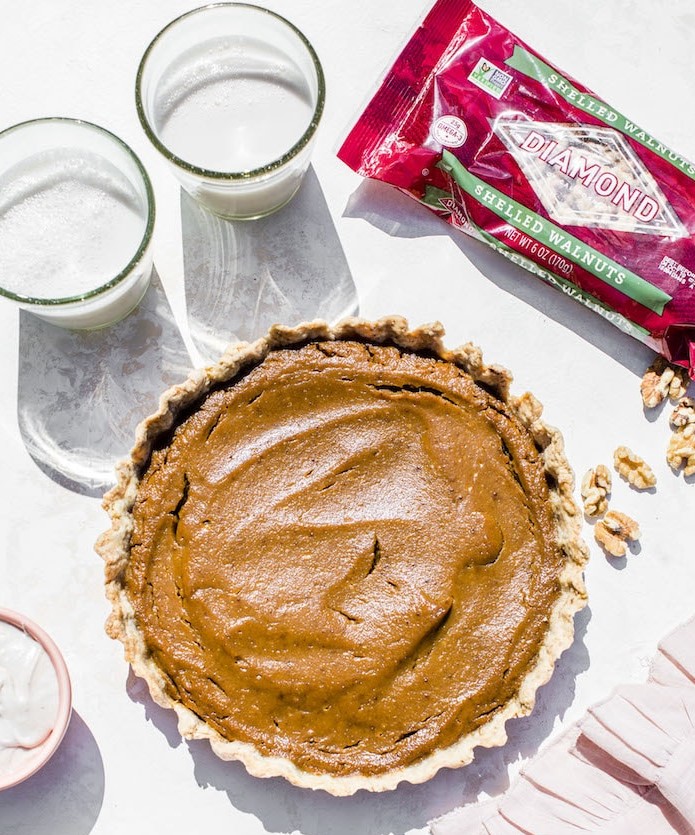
[0,118,155,329]
[136,3,325,220]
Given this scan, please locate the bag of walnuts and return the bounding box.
[339,0,695,377]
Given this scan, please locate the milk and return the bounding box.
[148,33,319,219]
[154,36,314,173]
[0,147,148,302]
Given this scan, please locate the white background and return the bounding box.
[0,1,694,833]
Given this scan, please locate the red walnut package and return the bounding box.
[338,0,695,376]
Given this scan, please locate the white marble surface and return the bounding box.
[0,1,694,833]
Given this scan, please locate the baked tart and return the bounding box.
[97,317,588,795]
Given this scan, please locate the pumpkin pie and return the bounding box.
[97,317,588,795]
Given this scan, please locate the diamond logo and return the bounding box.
[494,118,686,238]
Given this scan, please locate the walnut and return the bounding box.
[670,397,695,429]
[640,356,689,408]
[594,510,641,558]
[581,465,611,517]
[613,446,656,490]
[667,422,695,477]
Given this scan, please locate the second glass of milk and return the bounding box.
[136,4,325,220]
[0,118,155,329]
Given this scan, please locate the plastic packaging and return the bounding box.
[339,0,695,375]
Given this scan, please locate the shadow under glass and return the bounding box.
[183,164,359,362]
[17,270,191,497]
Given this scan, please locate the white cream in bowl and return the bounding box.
[0,620,60,781]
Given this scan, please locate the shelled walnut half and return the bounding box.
[594,510,641,558]
[670,397,695,429]
[613,446,656,490]
[640,357,689,409]
[581,465,611,517]
[667,398,695,477]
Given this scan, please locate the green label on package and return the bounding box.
[438,150,672,315]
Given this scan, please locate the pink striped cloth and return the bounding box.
[430,616,695,835]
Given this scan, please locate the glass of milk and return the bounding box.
[0,118,155,329]
[136,3,325,220]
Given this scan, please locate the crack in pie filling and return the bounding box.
[98,318,588,794]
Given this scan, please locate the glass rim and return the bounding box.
[0,116,156,307]
[135,2,326,181]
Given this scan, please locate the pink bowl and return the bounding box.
[0,607,72,791]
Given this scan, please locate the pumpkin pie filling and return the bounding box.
[125,338,566,777]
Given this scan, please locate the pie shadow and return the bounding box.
[128,606,591,834]
[16,269,191,497]
[0,711,105,834]
[344,179,655,379]
[182,165,359,365]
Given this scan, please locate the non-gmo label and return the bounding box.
[468,58,513,100]
[431,116,468,148]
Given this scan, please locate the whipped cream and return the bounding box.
[0,621,59,779]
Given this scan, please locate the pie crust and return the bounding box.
[96,316,588,795]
